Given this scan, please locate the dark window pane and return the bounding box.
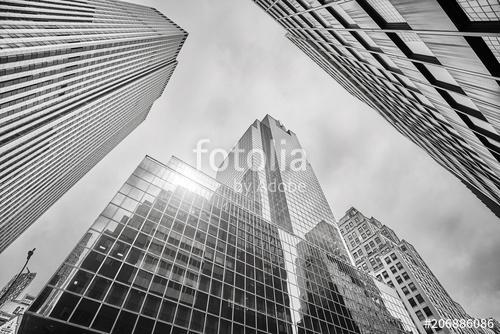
[210,280,222,297]
[86,276,111,301]
[134,316,155,334]
[126,248,145,266]
[112,310,137,334]
[91,305,119,332]
[95,235,115,254]
[154,321,172,334]
[133,270,153,290]
[194,291,208,311]
[124,289,145,312]
[205,314,218,333]
[142,294,161,318]
[81,251,104,273]
[134,233,151,249]
[106,283,129,307]
[70,298,99,327]
[157,260,172,278]
[165,281,181,301]
[120,227,138,243]
[171,327,187,334]
[158,299,176,322]
[116,264,138,285]
[98,257,121,279]
[174,304,191,327]
[150,275,168,296]
[67,270,93,294]
[219,318,231,333]
[179,286,195,306]
[111,241,131,260]
[190,310,205,332]
[208,296,220,315]
[50,292,80,321]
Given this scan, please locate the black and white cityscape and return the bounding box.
[1,0,500,334]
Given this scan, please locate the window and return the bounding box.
[398,32,434,57]
[423,306,433,316]
[124,289,145,312]
[402,286,410,295]
[402,272,410,281]
[408,297,417,307]
[483,36,500,62]
[385,257,391,264]
[408,282,417,291]
[396,262,403,270]
[91,305,119,332]
[112,310,137,334]
[70,298,99,327]
[67,270,92,294]
[457,0,500,21]
[366,0,406,23]
[396,276,403,284]
[106,283,128,307]
[425,64,459,86]
[415,310,425,321]
[50,292,80,321]
[382,271,389,279]
[81,251,105,273]
[390,253,397,260]
[390,266,397,274]
[142,295,161,318]
[416,294,425,304]
[86,277,111,301]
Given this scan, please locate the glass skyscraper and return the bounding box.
[19,117,413,333]
[250,0,500,219]
[0,0,187,253]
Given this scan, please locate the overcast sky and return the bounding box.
[0,0,499,321]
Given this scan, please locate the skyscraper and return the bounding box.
[20,117,413,333]
[339,207,487,334]
[0,273,36,311]
[251,0,500,218]
[0,0,188,253]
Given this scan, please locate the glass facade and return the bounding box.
[0,0,188,253]
[20,117,413,333]
[251,0,500,219]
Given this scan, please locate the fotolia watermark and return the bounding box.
[193,138,308,173]
[192,138,308,194]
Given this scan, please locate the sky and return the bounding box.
[0,0,499,321]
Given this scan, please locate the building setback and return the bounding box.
[20,117,414,333]
[0,0,187,253]
[339,207,488,334]
[251,0,500,218]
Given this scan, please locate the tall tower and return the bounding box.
[216,115,349,260]
[339,207,488,334]
[20,117,414,334]
[0,0,188,253]
[251,0,500,219]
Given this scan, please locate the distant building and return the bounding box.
[0,273,36,310]
[0,294,36,332]
[251,0,500,218]
[339,207,487,334]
